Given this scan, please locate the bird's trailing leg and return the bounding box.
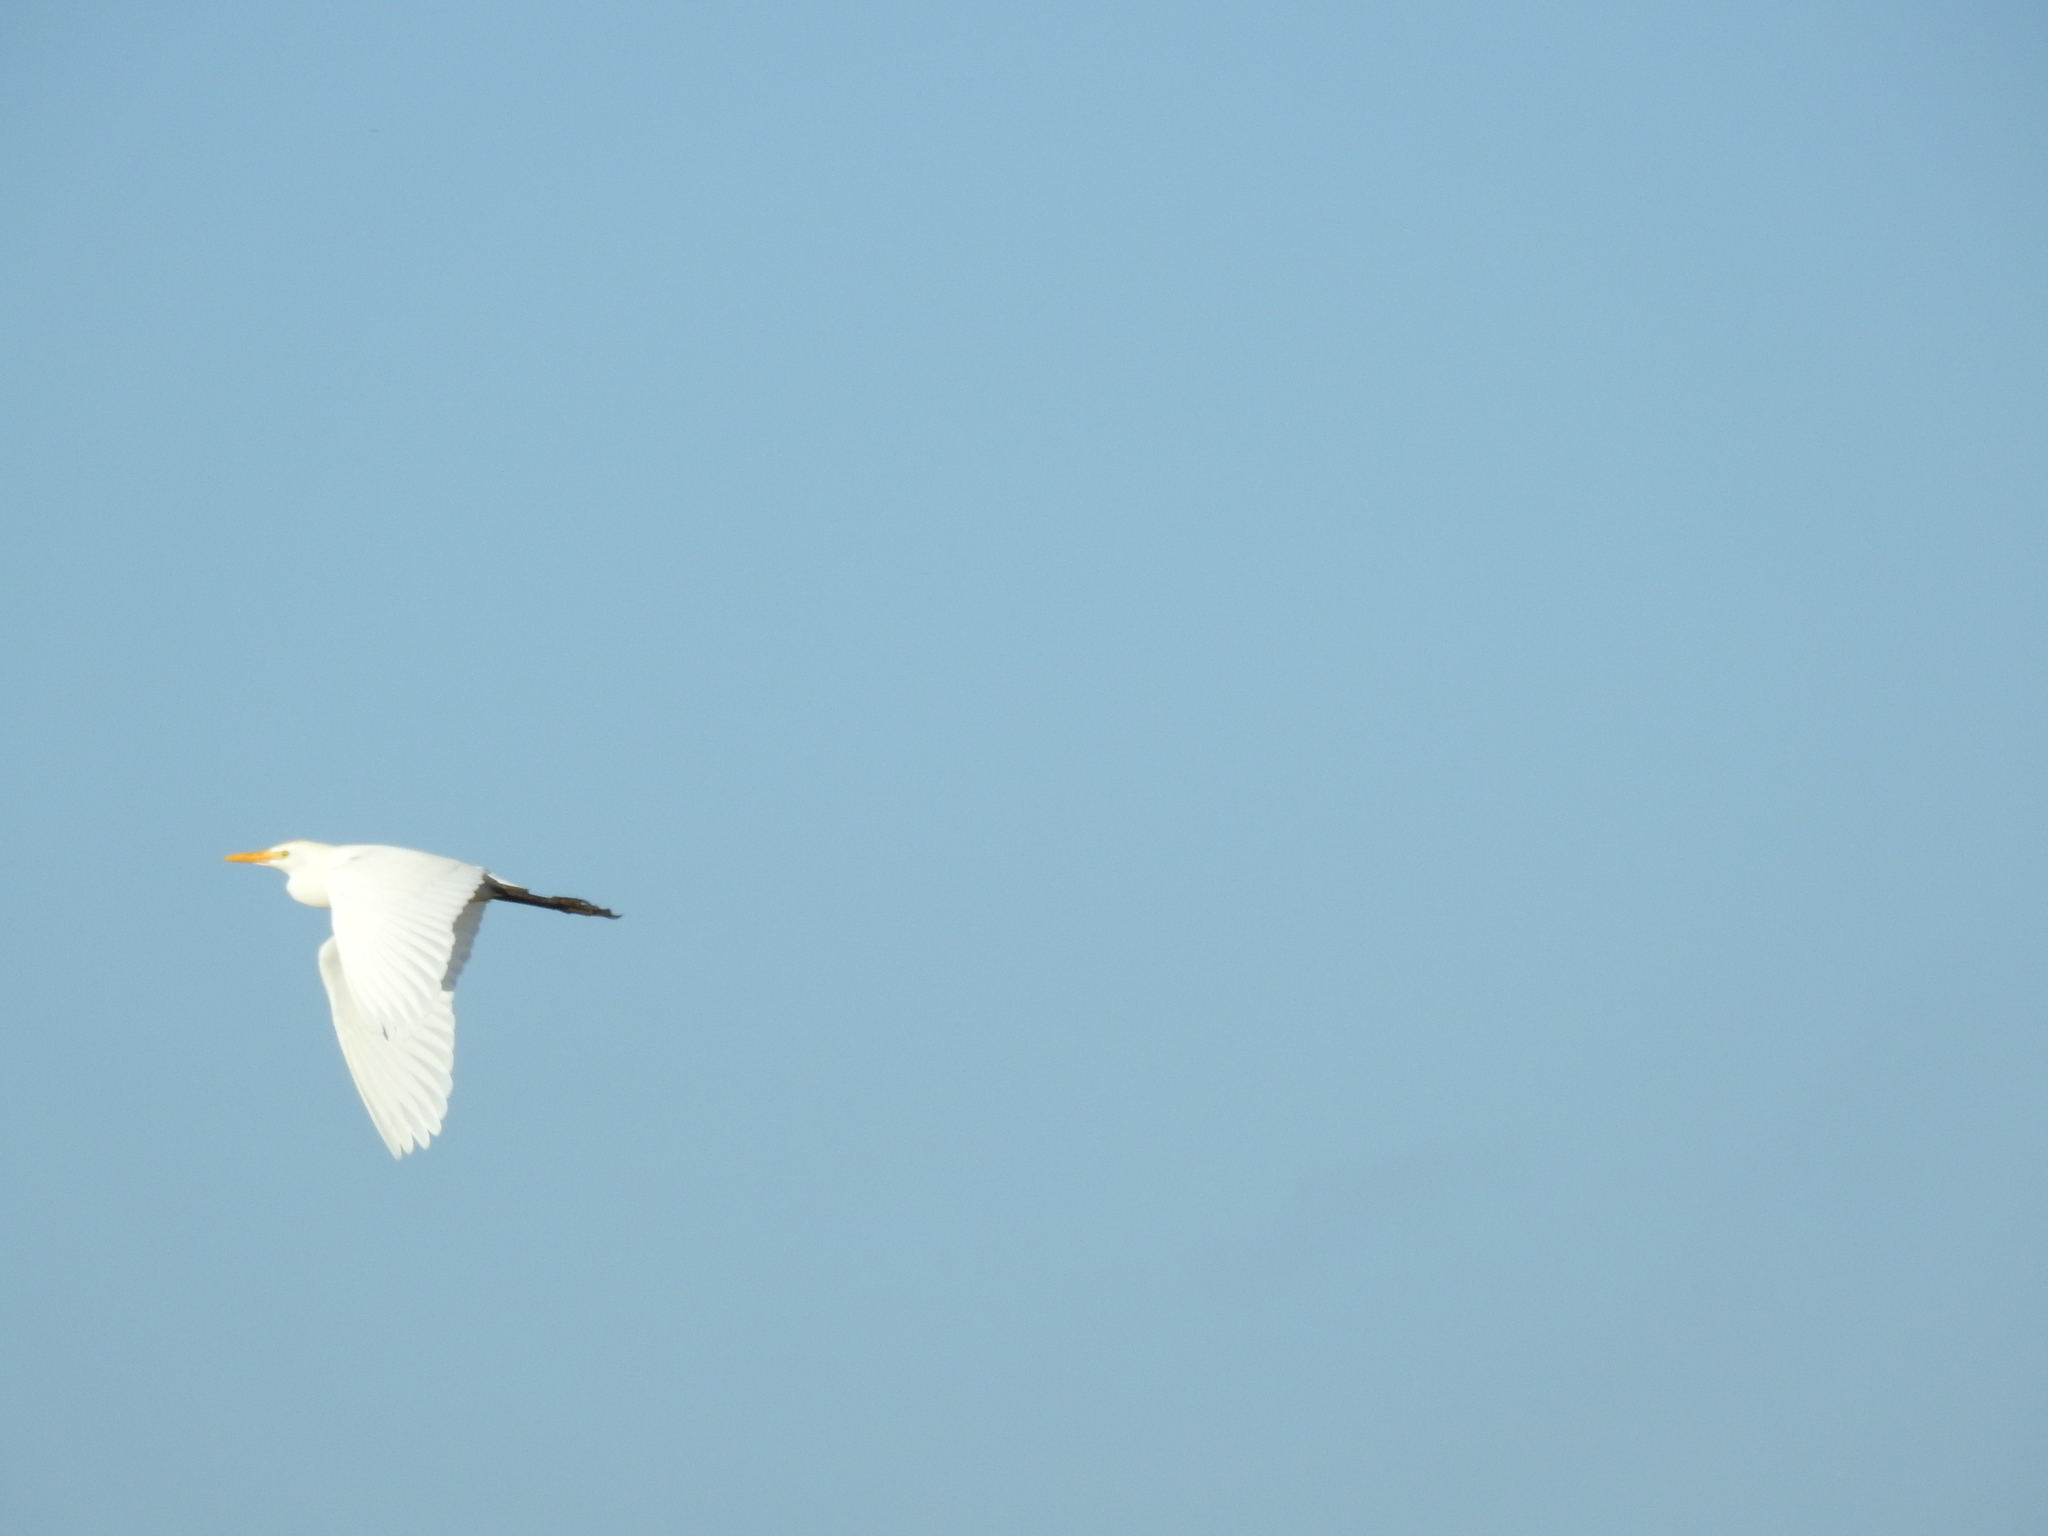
[481,876,621,918]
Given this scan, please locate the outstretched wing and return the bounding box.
[319,936,458,1158]
[327,847,488,1039]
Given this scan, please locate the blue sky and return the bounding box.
[2,3,2045,1531]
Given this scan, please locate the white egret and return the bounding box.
[226,841,618,1157]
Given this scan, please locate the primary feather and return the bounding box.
[320,935,459,1157]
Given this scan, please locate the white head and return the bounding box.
[224,840,342,907]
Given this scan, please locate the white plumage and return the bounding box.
[226,840,616,1157]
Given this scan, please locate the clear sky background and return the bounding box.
[2,3,2045,1532]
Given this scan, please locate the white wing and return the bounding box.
[320,935,461,1157]
[327,846,488,1039]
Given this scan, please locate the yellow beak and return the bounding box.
[224,849,281,863]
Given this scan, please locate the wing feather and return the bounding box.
[305,846,499,1155]
[319,936,457,1157]
[327,847,488,1039]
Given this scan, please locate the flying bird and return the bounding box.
[226,841,618,1157]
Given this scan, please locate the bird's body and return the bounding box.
[226,841,617,1157]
